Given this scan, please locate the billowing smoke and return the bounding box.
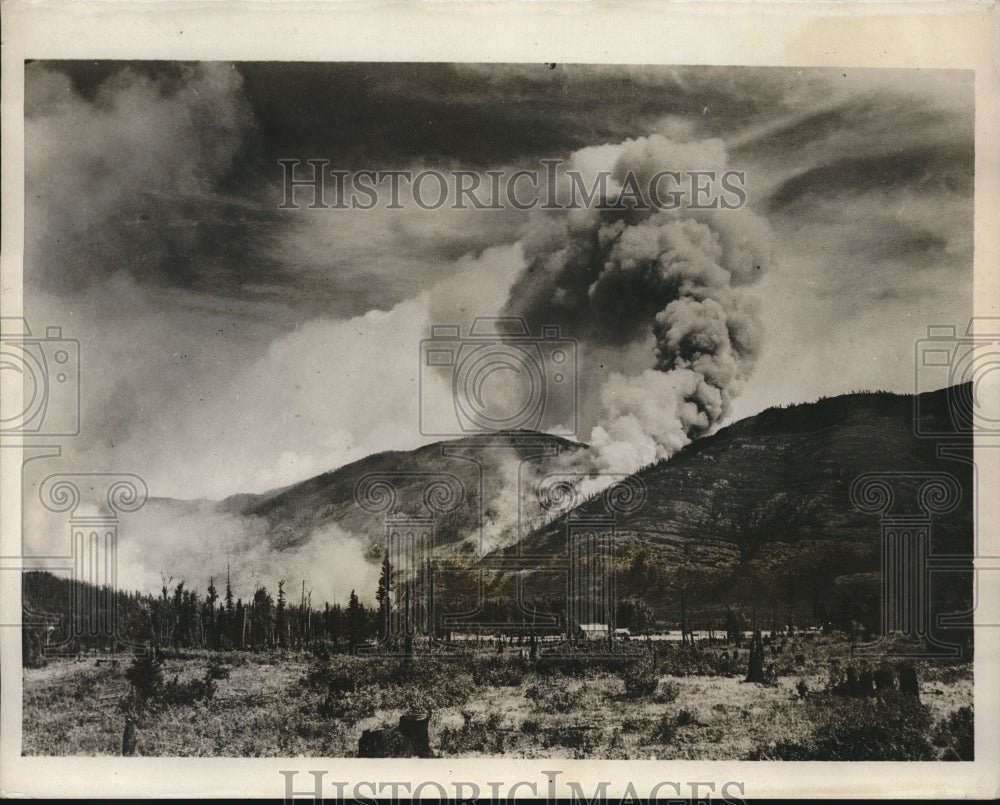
[503,134,774,474]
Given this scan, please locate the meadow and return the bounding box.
[22,632,973,760]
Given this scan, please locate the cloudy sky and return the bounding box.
[24,62,974,502]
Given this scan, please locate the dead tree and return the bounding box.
[745,628,766,683]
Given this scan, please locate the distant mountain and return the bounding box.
[124,386,974,635]
[503,385,974,632]
[145,430,586,555]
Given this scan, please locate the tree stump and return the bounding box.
[399,711,432,758]
[846,666,859,696]
[858,670,875,697]
[358,711,432,758]
[874,666,895,694]
[122,717,137,756]
[899,665,920,700]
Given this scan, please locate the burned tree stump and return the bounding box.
[358,728,409,758]
[858,670,875,697]
[846,666,859,696]
[874,666,896,694]
[358,711,432,758]
[399,711,432,757]
[122,717,137,756]
[899,665,920,700]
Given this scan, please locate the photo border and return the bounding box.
[2,1,998,799]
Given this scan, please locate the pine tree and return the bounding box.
[250,586,273,650]
[325,602,343,648]
[233,598,245,649]
[222,564,235,647]
[204,577,219,650]
[275,579,287,650]
[171,582,186,647]
[346,590,365,649]
[376,551,391,641]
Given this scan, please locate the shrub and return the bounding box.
[438,712,504,755]
[469,655,528,687]
[310,641,332,661]
[620,660,659,698]
[542,725,598,754]
[125,655,163,704]
[654,713,678,744]
[813,692,933,760]
[796,679,809,699]
[325,668,358,696]
[160,673,216,706]
[934,706,974,761]
[525,679,584,714]
[653,679,680,703]
[206,658,230,680]
[750,691,935,760]
[319,690,376,721]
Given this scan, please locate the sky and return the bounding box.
[23,62,974,505]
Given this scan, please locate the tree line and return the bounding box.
[22,570,381,663]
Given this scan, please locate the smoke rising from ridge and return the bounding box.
[503,134,774,474]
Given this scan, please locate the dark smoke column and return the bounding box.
[502,134,773,473]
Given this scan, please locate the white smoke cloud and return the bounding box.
[503,133,774,477]
[112,501,378,606]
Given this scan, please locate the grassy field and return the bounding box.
[22,634,973,759]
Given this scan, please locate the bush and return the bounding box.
[310,641,332,661]
[125,655,163,703]
[319,690,376,721]
[206,658,230,680]
[160,673,216,706]
[542,725,597,754]
[438,712,504,755]
[468,655,528,687]
[525,679,584,714]
[934,706,974,761]
[654,713,678,744]
[620,660,659,698]
[652,643,738,676]
[325,666,358,696]
[750,691,935,760]
[653,679,680,703]
[813,692,933,760]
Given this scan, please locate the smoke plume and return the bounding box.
[503,134,774,474]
